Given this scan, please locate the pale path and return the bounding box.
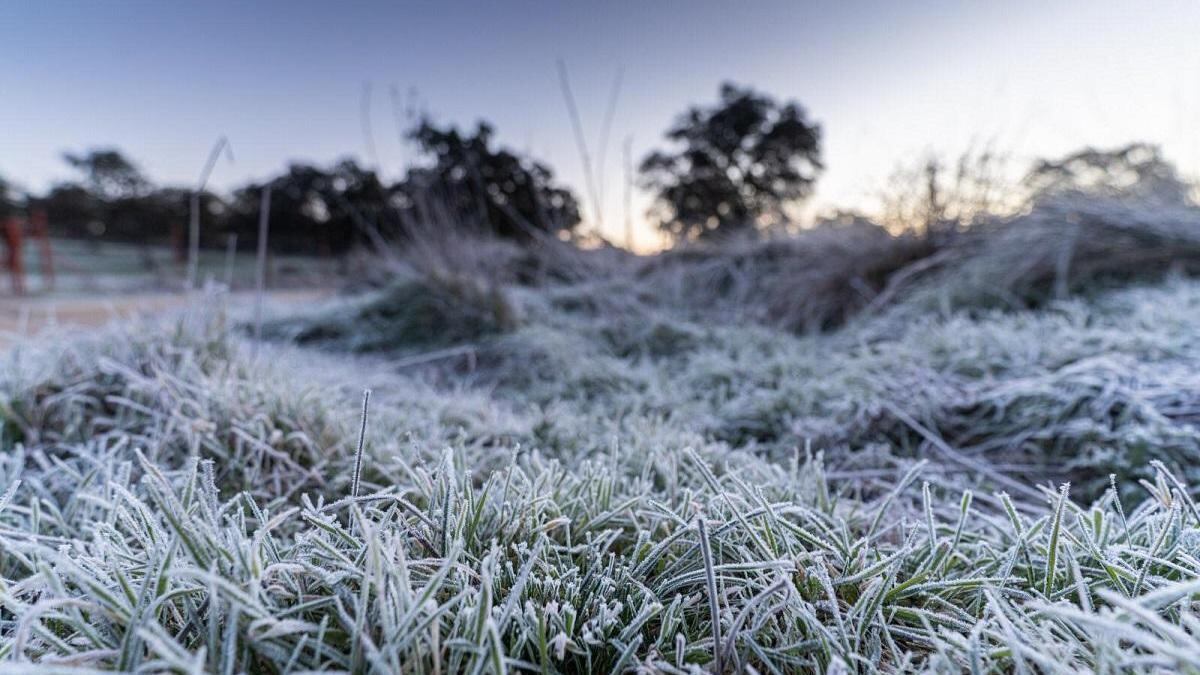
[0,289,333,345]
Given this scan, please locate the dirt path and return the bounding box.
[0,288,333,344]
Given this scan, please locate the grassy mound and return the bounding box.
[900,197,1200,314]
[261,271,522,353]
[636,196,1200,333]
[641,218,934,333]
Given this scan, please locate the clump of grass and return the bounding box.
[0,312,341,506]
[883,195,1200,317]
[261,268,522,353]
[641,217,935,333]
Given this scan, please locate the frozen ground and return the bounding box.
[3,241,1200,671]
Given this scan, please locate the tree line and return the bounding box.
[0,83,826,254]
[5,119,587,256]
[5,81,1178,256]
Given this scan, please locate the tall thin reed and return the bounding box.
[186,136,232,291]
[351,389,371,499]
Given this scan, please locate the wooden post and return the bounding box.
[3,216,25,295]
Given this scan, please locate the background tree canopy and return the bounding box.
[33,118,582,254]
[640,83,822,241]
[228,160,393,255]
[396,120,581,240]
[62,149,151,201]
[0,174,15,217]
[1024,142,1193,206]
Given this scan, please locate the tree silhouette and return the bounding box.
[0,173,15,218]
[228,160,391,255]
[37,127,582,251]
[640,83,822,241]
[396,120,581,239]
[62,148,151,200]
[51,149,165,242]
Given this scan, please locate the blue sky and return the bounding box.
[3,0,1199,249]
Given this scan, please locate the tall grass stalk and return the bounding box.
[186,136,232,291]
[351,388,371,499]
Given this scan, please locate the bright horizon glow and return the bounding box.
[2,0,1199,252]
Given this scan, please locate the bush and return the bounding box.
[261,270,522,353]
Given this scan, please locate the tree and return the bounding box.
[640,83,823,241]
[0,173,15,218]
[228,159,392,255]
[41,184,100,237]
[1024,143,1194,206]
[395,119,581,239]
[49,148,173,243]
[62,148,151,200]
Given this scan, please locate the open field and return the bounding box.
[4,196,1200,672]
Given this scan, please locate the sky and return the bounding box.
[3,0,1200,250]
